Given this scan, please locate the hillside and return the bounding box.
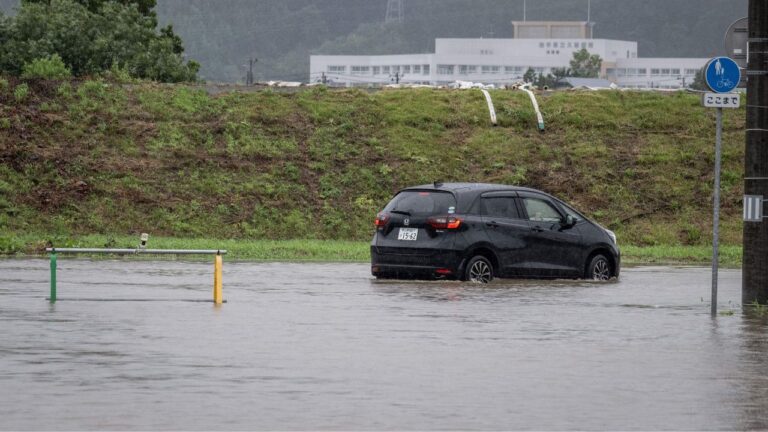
[0,79,746,253]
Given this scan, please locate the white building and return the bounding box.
[309,21,708,89]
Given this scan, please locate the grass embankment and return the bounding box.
[0,78,746,264]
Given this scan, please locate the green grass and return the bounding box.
[621,245,742,268]
[0,79,747,252]
[0,233,742,267]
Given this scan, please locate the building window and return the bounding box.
[616,68,626,77]
[638,68,647,75]
[651,68,661,76]
[413,65,421,74]
[328,65,346,73]
[423,65,430,74]
[671,68,680,75]
[482,65,501,74]
[539,42,545,48]
[661,68,671,75]
[437,65,454,75]
[588,42,593,48]
[382,66,390,74]
[372,66,380,75]
[351,66,370,75]
[684,68,697,76]
[606,68,616,77]
[402,65,411,74]
[581,42,587,49]
[546,42,551,48]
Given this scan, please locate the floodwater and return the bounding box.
[1,259,767,431]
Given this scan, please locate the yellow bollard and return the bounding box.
[213,254,223,304]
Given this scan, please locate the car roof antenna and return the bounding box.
[433,181,443,188]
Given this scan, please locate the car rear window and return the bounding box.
[384,191,457,217]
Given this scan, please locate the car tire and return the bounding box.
[587,254,611,281]
[464,256,494,283]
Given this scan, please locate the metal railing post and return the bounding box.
[50,251,57,303]
[213,253,223,305]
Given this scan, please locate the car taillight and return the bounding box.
[374,212,390,228]
[427,215,462,230]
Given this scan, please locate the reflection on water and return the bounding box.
[0,259,766,430]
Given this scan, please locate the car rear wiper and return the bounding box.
[390,210,411,216]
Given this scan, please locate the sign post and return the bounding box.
[703,56,741,317]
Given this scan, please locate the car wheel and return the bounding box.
[587,254,611,281]
[465,256,493,283]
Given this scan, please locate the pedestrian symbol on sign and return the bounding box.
[705,57,740,93]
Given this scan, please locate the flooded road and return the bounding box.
[1,259,767,430]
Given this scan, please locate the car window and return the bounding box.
[523,198,562,223]
[558,201,584,222]
[481,197,521,219]
[384,191,457,216]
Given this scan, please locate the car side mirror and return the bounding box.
[561,214,576,228]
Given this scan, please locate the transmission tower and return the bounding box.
[385,0,405,24]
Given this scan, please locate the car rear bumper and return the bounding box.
[370,246,463,279]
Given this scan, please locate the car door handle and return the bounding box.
[486,221,499,228]
[531,226,544,232]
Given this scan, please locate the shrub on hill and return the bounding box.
[0,0,198,82]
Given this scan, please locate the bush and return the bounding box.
[0,0,198,83]
[21,55,72,80]
[13,83,29,102]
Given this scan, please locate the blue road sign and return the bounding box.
[705,57,741,93]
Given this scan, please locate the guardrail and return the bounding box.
[45,248,227,305]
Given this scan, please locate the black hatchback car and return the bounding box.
[371,183,620,282]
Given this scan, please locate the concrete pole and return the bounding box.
[743,0,768,305]
[713,108,722,317]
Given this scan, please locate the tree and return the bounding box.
[0,0,198,82]
[569,48,602,78]
[551,67,571,86]
[523,67,536,83]
[690,66,707,90]
[23,0,157,16]
[535,73,558,89]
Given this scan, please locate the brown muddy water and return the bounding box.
[0,259,767,430]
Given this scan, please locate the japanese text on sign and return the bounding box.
[702,92,741,108]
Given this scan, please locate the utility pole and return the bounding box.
[523,0,526,22]
[743,0,768,304]
[385,0,405,24]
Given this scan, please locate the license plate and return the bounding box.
[397,228,418,241]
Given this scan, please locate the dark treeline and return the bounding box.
[1,0,749,83]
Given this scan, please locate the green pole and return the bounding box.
[50,251,56,303]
